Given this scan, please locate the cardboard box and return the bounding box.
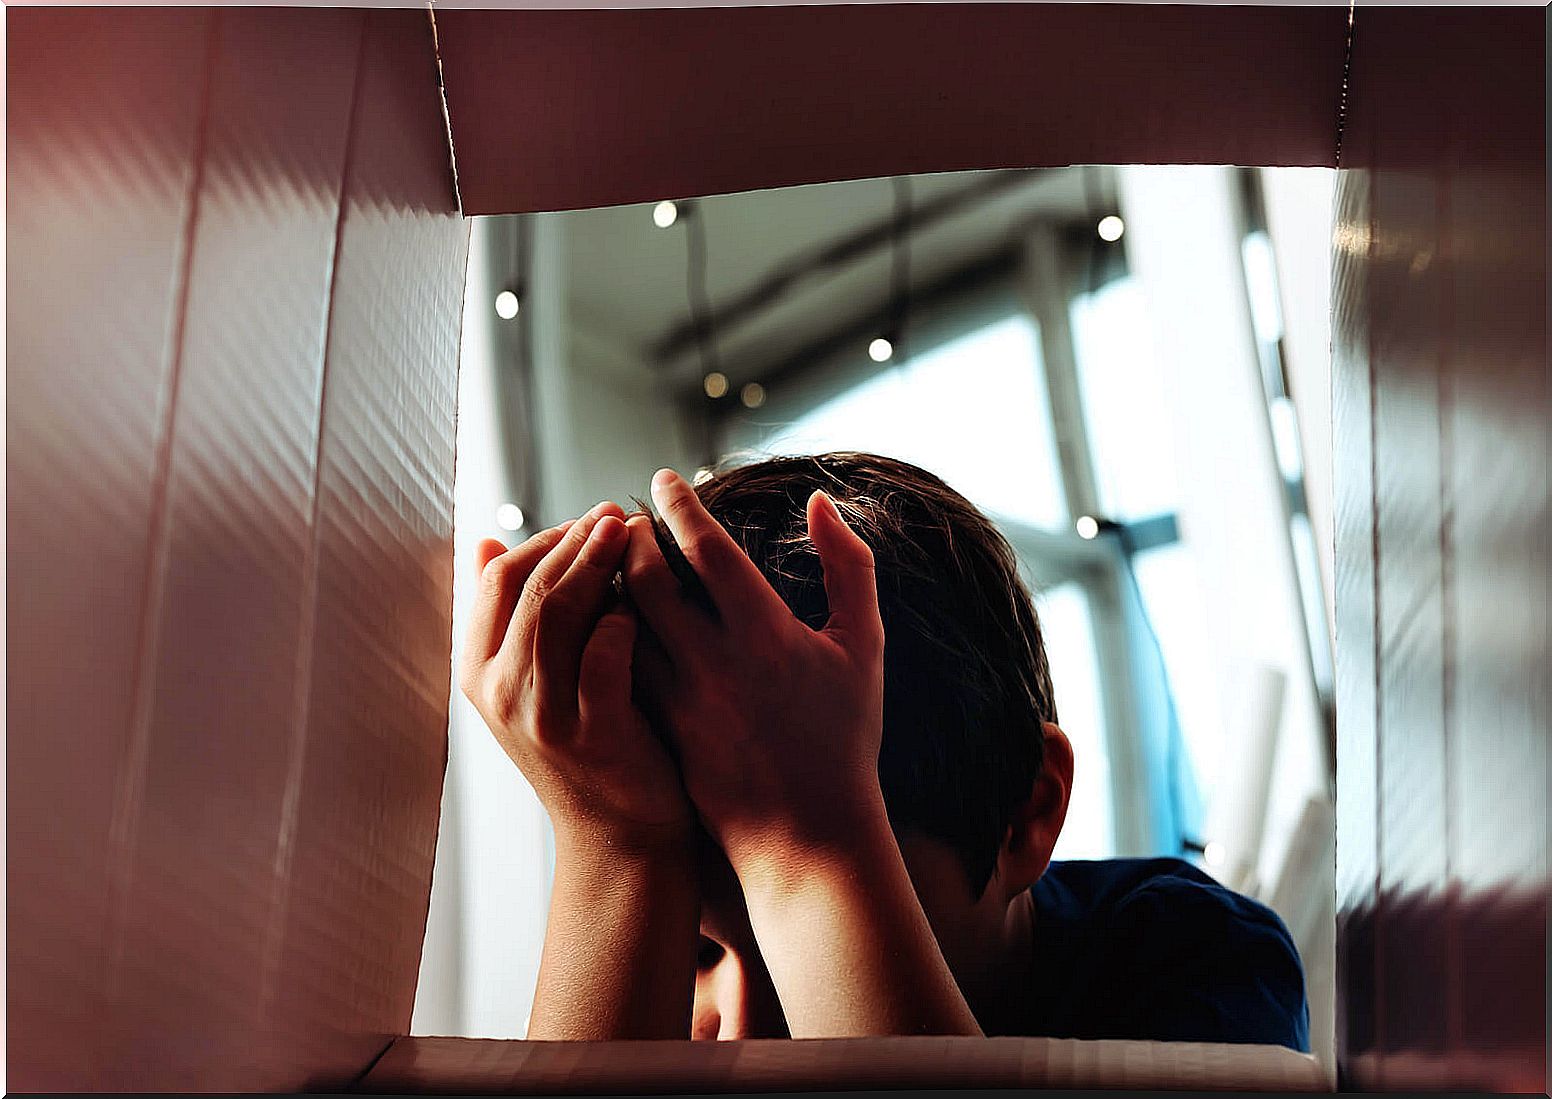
[7,2,1544,1092]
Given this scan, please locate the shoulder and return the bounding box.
[1040,856,1292,942]
[1035,858,1311,1051]
[1035,857,1270,931]
[1036,856,1221,907]
[1107,858,1294,937]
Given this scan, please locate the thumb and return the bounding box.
[806,490,883,654]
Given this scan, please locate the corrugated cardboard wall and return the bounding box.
[1332,7,1546,1091]
[7,8,469,1091]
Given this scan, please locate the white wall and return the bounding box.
[529,214,700,523]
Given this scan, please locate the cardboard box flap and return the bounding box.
[433,4,1348,216]
[359,1035,1328,1093]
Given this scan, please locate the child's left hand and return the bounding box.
[460,505,692,853]
[621,468,887,882]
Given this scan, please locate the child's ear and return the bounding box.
[993,723,1074,900]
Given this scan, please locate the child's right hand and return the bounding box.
[459,502,692,853]
[621,471,888,879]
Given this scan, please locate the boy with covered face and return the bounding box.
[460,453,1307,1048]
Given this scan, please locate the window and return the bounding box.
[1069,271,1216,850]
[1038,582,1113,860]
[742,314,1068,531]
[1069,275,1181,523]
[1129,542,1224,795]
[731,307,1116,859]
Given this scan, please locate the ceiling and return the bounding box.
[559,165,1115,392]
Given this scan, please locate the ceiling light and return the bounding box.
[496,503,526,531]
[740,382,766,409]
[653,200,679,229]
[703,372,729,399]
[1097,215,1125,243]
[1075,515,1100,540]
[868,337,894,363]
[494,290,520,319]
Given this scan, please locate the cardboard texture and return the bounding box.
[7,2,1546,1094]
[359,1035,1328,1093]
[432,4,1348,215]
[10,10,210,1090]
[1331,6,1546,1093]
[7,7,468,1091]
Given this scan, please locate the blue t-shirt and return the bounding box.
[1022,857,1310,1052]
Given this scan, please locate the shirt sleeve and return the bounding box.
[1105,876,1311,1052]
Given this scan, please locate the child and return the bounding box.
[460,452,1308,1049]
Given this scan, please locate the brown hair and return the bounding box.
[693,452,1057,897]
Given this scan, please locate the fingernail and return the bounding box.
[814,489,841,518]
[652,468,680,493]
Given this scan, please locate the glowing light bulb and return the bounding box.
[740,382,766,409]
[496,503,526,531]
[1203,840,1227,868]
[653,201,679,229]
[1097,215,1125,243]
[1075,515,1100,540]
[702,371,728,399]
[494,290,520,319]
[868,337,893,363]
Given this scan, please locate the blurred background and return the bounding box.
[412,164,1338,1074]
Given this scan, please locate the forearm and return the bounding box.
[527,829,698,1040]
[733,800,983,1038]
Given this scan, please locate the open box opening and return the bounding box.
[6,2,1544,1094]
[420,162,1342,1076]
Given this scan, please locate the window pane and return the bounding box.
[1038,581,1113,860]
[1070,276,1182,521]
[752,314,1068,530]
[1129,542,1221,804]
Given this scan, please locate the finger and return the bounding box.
[629,623,684,762]
[476,538,508,576]
[533,515,631,716]
[506,501,625,661]
[578,604,638,723]
[806,489,884,656]
[465,522,573,665]
[632,622,676,697]
[648,468,783,622]
[621,513,705,652]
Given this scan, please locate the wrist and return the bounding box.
[723,786,898,897]
[552,813,694,868]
